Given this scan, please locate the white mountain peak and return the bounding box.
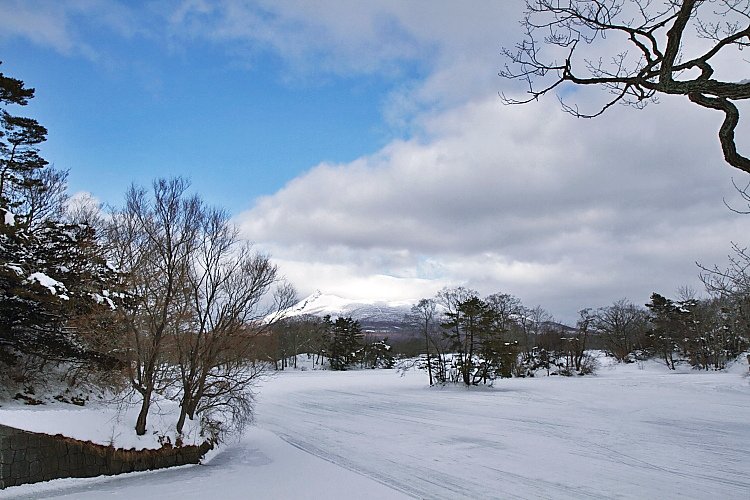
[283,290,416,322]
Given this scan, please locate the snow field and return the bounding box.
[2,359,749,499]
[254,361,750,499]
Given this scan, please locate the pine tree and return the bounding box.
[361,338,394,369]
[0,63,119,370]
[645,293,682,370]
[0,64,47,228]
[326,316,363,370]
[442,296,489,386]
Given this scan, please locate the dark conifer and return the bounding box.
[0,63,120,369]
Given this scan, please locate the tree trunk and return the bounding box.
[425,334,433,386]
[135,388,152,436]
[176,406,188,435]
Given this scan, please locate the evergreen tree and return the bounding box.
[442,296,490,386]
[645,293,682,369]
[477,308,518,382]
[360,338,394,369]
[325,316,363,370]
[0,65,47,228]
[647,292,748,370]
[0,63,119,370]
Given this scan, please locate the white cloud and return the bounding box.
[0,1,76,54]
[165,0,525,124]
[0,0,142,59]
[238,93,750,322]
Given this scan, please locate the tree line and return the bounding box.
[261,314,394,371]
[406,282,750,387]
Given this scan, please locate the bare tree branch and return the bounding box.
[501,0,750,173]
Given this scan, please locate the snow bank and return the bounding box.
[0,397,202,451]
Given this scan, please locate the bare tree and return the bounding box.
[12,167,69,229]
[700,242,750,357]
[485,293,523,333]
[501,0,750,173]
[701,241,750,296]
[173,206,295,436]
[593,299,650,361]
[269,315,324,370]
[568,308,595,373]
[107,178,202,436]
[408,298,438,385]
[509,304,559,376]
[66,191,105,230]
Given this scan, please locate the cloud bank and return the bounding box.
[236,89,748,320]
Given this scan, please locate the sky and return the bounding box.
[1,0,749,323]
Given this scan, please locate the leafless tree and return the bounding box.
[269,315,325,370]
[485,293,523,332]
[107,178,202,436]
[566,308,595,373]
[501,0,750,173]
[408,298,438,385]
[173,206,295,436]
[593,298,650,361]
[516,305,552,358]
[701,241,750,295]
[577,309,595,366]
[12,167,69,229]
[700,241,750,348]
[66,191,105,230]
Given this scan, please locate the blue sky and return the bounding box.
[2,1,749,322]
[1,19,411,212]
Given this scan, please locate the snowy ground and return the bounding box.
[2,359,749,499]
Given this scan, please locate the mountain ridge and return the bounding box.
[282,290,415,321]
[280,290,417,336]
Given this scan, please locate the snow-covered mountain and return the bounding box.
[281,290,417,336]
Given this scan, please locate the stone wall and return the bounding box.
[0,423,212,489]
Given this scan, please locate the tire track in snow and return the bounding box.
[260,391,606,499]
[256,370,750,499]
[273,431,525,500]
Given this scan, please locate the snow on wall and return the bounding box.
[0,423,212,489]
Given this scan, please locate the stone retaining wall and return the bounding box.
[0,423,212,489]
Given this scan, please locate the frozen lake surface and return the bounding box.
[3,360,749,499]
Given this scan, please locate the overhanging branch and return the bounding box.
[689,93,750,174]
